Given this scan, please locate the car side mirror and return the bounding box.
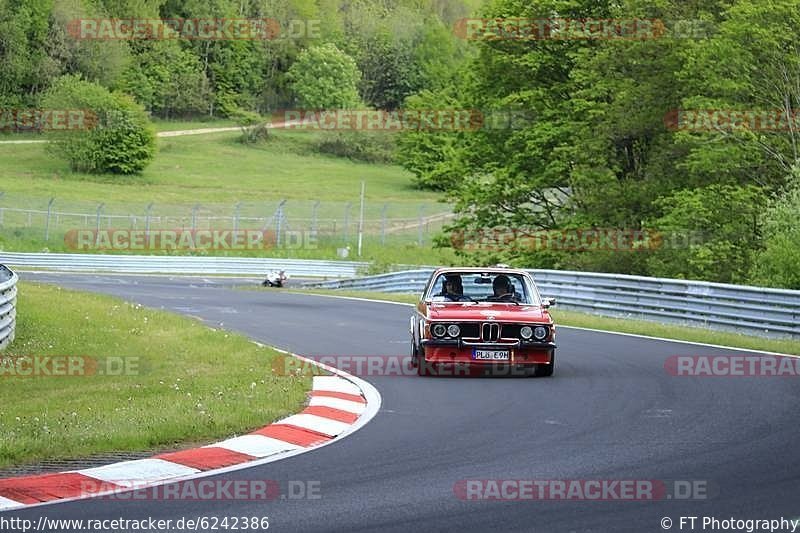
[542,297,556,309]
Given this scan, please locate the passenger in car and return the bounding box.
[438,274,464,301]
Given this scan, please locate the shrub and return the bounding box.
[751,174,800,289]
[42,75,155,174]
[315,131,395,163]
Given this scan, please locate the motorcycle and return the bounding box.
[262,270,288,288]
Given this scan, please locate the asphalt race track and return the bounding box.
[6,273,800,532]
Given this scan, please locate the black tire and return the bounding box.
[534,352,556,377]
[416,346,430,376]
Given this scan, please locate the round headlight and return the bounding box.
[520,326,533,340]
[447,324,461,337]
[432,324,447,338]
[533,326,548,340]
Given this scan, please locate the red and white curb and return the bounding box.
[0,355,381,511]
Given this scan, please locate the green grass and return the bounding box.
[0,229,459,266]
[293,288,800,355]
[0,282,312,468]
[151,118,238,132]
[0,129,439,206]
[0,126,453,264]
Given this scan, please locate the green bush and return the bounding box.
[42,75,156,174]
[230,109,270,144]
[287,44,362,110]
[645,184,766,283]
[751,174,800,289]
[315,131,395,163]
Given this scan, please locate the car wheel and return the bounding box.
[534,352,555,377]
[416,347,430,376]
[410,342,419,368]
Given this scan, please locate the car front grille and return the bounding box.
[481,322,501,342]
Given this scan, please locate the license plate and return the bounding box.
[472,349,510,361]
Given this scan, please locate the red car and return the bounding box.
[410,267,557,377]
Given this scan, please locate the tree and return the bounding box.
[287,43,361,109]
[396,88,471,190]
[676,0,800,185]
[645,184,766,284]
[751,170,800,289]
[119,41,210,118]
[43,75,156,174]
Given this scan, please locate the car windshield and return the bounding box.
[427,272,539,305]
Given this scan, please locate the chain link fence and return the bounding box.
[0,193,454,256]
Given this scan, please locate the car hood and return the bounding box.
[425,302,551,322]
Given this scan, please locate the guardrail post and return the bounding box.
[0,264,16,351]
[381,203,388,245]
[311,200,320,235]
[191,204,200,231]
[233,202,242,234]
[357,181,365,257]
[344,202,352,242]
[95,203,105,246]
[145,203,153,242]
[44,197,55,241]
[275,199,287,247]
[417,205,425,246]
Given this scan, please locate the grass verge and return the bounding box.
[0,129,437,206]
[0,282,311,469]
[151,118,238,132]
[291,288,800,356]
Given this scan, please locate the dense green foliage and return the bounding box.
[42,75,156,174]
[287,43,362,109]
[399,0,800,287]
[1,0,799,287]
[0,0,477,115]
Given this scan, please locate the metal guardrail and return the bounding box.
[307,269,800,339]
[0,264,17,350]
[0,252,368,278]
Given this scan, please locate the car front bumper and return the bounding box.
[420,339,556,365]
